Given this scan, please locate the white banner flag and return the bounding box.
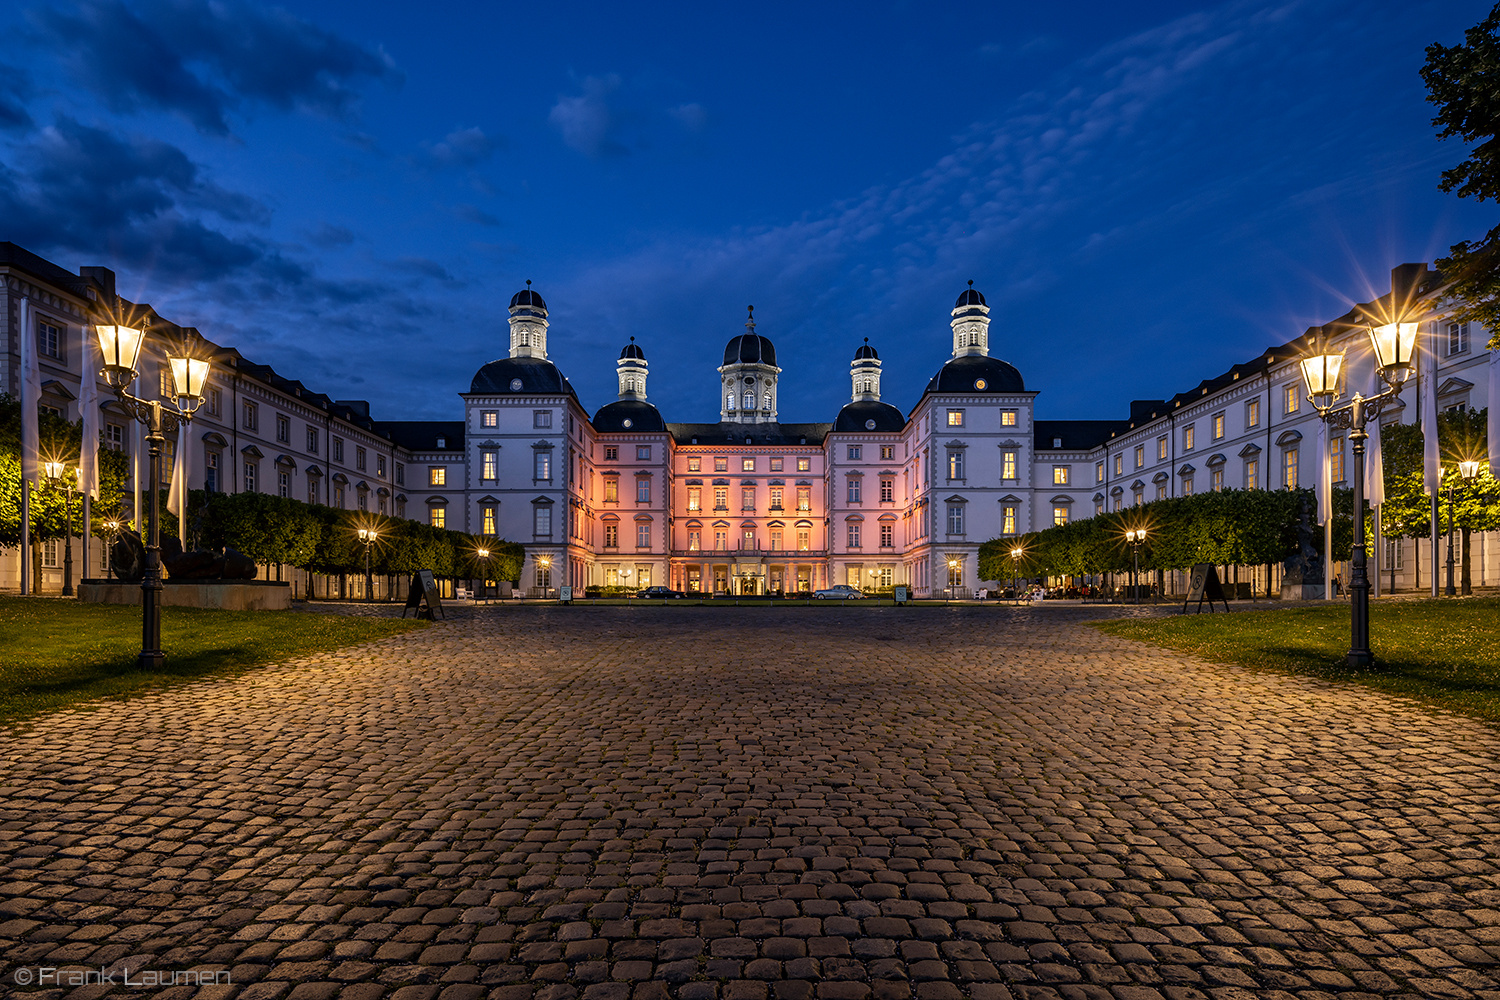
[1366,367,1385,508]
[19,296,40,484]
[1489,338,1499,477]
[1316,420,1331,525]
[166,428,188,546]
[1422,324,1442,495]
[78,328,100,498]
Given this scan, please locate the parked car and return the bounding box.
[814,584,866,600]
[637,586,687,599]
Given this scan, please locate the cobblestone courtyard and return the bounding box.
[3,605,1499,1000]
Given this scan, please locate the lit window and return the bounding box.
[797,528,810,550]
[1003,506,1016,535]
[482,451,497,480]
[797,458,810,472]
[1283,448,1298,489]
[482,410,498,427]
[688,487,701,511]
[796,487,810,511]
[1182,478,1193,496]
[770,485,783,509]
[714,486,728,510]
[880,446,893,461]
[430,467,446,486]
[1053,506,1068,526]
[430,506,446,528]
[1001,409,1017,426]
[605,477,619,502]
[947,450,964,480]
[1183,424,1195,451]
[1211,468,1224,492]
[1096,461,1105,484]
[1212,413,1225,440]
[743,457,755,472]
[1135,445,1145,469]
[1053,466,1069,486]
[1331,437,1345,484]
[1114,454,1123,476]
[715,457,728,472]
[1002,450,1017,481]
[688,530,701,551]
[687,457,701,472]
[1157,436,1168,460]
[482,506,496,535]
[947,410,964,427]
[1284,384,1299,414]
[1247,398,1260,428]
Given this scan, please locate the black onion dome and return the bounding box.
[834,400,905,433]
[593,399,665,432]
[470,356,573,395]
[619,338,645,360]
[509,286,547,315]
[954,282,986,308]
[853,338,879,360]
[722,333,777,367]
[924,355,1025,394]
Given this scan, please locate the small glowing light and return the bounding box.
[95,325,146,385]
[1368,321,1418,374]
[43,460,67,482]
[1299,352,1343,400]
[1458,460,1481,480]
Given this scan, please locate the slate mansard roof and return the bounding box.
[667,422,834,446]
[924,355,1026,395]
[833,400,906,433]
[593,399,666,433]
[468,356,578,397]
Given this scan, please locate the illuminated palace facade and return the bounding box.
[3,242,1495,596]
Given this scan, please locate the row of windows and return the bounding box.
[688,527,814,551]
[685,456,814,473]
[687,485,813,512]
[478,409,552,429]
[233,401,399,480]
[944,408,1018,427]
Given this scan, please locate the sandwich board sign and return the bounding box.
[1183,563,1229,614]
[403,569,445,620]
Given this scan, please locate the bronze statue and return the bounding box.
[111,530,257,581]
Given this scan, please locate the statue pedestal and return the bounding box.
[1280,582,1326,601]
[78,579,292,611]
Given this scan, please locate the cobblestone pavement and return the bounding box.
[3,605,1499,1000]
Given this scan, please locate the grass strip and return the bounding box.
[1,596,427,727]
[1092,597,1500,725]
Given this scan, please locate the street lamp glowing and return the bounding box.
[1125,527,1147,543]
[1010,546,1023,559]
[357,527,378,542]
[1367,321,1418,381]
[95,324,146,388]
[476,547,489,559]
[1458,459,1481,480]
[168,356,211,414]
[1299,352,1343,404]
[43,460,67,482]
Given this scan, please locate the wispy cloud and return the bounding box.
[415,126,503,169]
[549,73,627,157]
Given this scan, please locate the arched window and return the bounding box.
[763,393,772,409]
[969,330,980,346]
[743,392,754,409]
[727,393,735,410]
[518,331,530,346]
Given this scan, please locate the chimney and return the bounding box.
[1390,262,1429,314]
[336,399,371,418]
[80,266,116,298]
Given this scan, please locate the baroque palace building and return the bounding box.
[3,242,1495,596]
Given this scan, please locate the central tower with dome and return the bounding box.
[718,306,780,424]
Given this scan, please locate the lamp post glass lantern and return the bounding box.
[476,548,490,604]
[357,527,378,602]
[44,461,80,597]
[1010,546,1023,604]
[1125,528,1146,604]
[1300,320,1416,668]
[947,558,958,604]
[94,320,210,668]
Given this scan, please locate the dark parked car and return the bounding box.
[637,586,687,599]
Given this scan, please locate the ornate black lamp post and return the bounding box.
[947,558,958,604]
[1010,545,1024,604]
[95,321,210,669]
[43,460,80,596]
[1125,528,1147,604]
[357,527,378,602]
[102,518,122,580]
[476,547,490,605]
[1300,319,1417,668]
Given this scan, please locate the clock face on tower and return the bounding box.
[510,378,523,391]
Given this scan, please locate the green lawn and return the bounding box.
[0,597,427,727]
[1094,597,1500,724]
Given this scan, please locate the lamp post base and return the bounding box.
[138,650,165,670]
[1346,649,1374,670]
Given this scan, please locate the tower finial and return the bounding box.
[629,336,635,342]
[526,279,532,288]
[746,305,755,330]
[968,279,973,287]
[864,337,869,343]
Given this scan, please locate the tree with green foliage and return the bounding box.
[1423,3,1500,345]
[1,394,129,550]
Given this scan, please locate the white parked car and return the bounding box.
[814,585,866,600]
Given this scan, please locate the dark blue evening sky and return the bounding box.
[1,0,1492,422]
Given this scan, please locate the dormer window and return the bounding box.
[437,437,446,449]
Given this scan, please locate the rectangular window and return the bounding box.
[207,387,222,417]
[278,471,289,498]
[946,505,965,535]
[205,451,219,493]
[358,490,368,511]
[880,523,894,547]
[770,528,783,550]
[605,524,619,548]
[847,477,861,502]
[605,477,619,502]
[1284,448,1298,489]
[534,505,551,536]
[880,445,894,461]
[1053,465,1069,485]
[332,436,343,462]
[1002,506,1016,535]
[534,410,552,428]
[481,450,497,480]
[743,527,755,549]
[688,529,701,551]
[1157,435,1168,460]
[1133,489,1143,506]
[769,456,783,472]
[377,455,386,477]
[603,445,618,461]
[797,486,810,511]
[1001,409,1017,427]
[1183,424,1195,451]
[1182,477,1193,496]
[847,522,861,548]
[38,320,61,358]
[636,478,650,503]
[1156,483,1167,500]
[688,486,701,511]
[1212,413,1225,440]
[307,477,316,504]
[797,528,810,550]
[742,486,755,510]
[637,523,651,548]
[742,457,756,471]
[42,538,58,568]
[105,423,124,452]
[947,450,964,480]
[638,445,652,461]
[1135,444,1145,469]
[356,446,367,471]
[429,466,446,486]
[1448,321,1470,355]
[244,401,258,431]
[1245,458,1259,489]
[715,529,727,550]
[425,506,443,528]
[880,478,893,502]
[535,452,551,480]
[1247,398,1260,428]
[715,486,728,510]
[848,446,861,460]
[797,457,810,472]
[481,410,498,427]
[1211,468,1224,492]
[159,363,173,399]
[1095,461,1105,484]
[715,456,728,472]
[687,456,701,472]
[306,426,318,453]
[1002,450,1017,481]
[770,485,783,509]
[1331,436,1345,484]
[245,463,257,492]
[276,415,290,443]
[1053,506,1069,526]
[1114,454,1123,476]
[946,409,964,427]
[395,463,404,486]
[1284,384,1299,414]
[1384,537,1405,570]
[482,506,496,535]
[334,485,344,507]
